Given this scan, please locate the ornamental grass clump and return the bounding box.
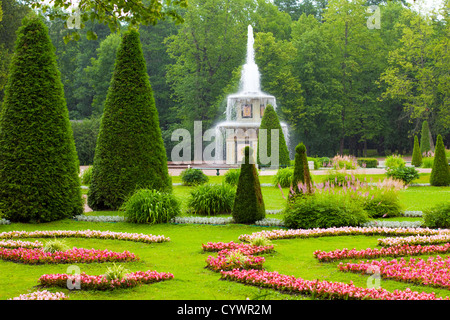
[121,189,181,224]
[272,167,293,188]
[42,239,70,253]
[104,263,130,281]
[331,154,357,170]
[187,183,235,216]
[423,201,450,229]
[224,169,241,186]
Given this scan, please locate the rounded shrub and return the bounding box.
[384,155,405,169]
[272,167,293,188]
[385,166,420,185]
[88,28,171,211]
[0,15,83,223]
[180,168,208,186]
[224,169,241,186]
[331,155,357,170]
[283,192,369,229]
[360,189,403,218]
[121,189,181,224]
[187,183,235,216]
[430,134,450,186]
[233,147,265,224]
[423,201,450,229]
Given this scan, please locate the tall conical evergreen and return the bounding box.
[88,28,171,210]
[420,120,432,155]
[411,135,422,167]
[290,143,312,198]
[257,105,290,168]
[430,135,450,186]
[232,146,265,224]
[0,15,83,222]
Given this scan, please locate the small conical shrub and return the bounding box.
[411,135,422,167]
[430,134,450,186]
[420,120,432,155]
[0,15,83,222]
[257,105,290,168]
[290,143,313,199]
[232,146,265,224]
[88,28,171,210]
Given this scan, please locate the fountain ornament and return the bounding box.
[215,25,288,165]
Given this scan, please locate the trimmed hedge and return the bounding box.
[0,15,83,222]
[232,147,265,224]
[88,29,171,210]
[356,158,378,168]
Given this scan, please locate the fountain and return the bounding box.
[215,25,288,165]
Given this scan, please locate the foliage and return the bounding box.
[430,134,450,186]
[357,158,378,168]
[423,201,450,229]
[257,105,290,167]
[411,135,422,167]
[180,168,209,186]
[421,157,434,168]
[272,167,293,188]
[88,29,171,210]
[224,169,241,186]
[187,184,236,216]
[232,147,266,224]
[0,15,83,222]
[322,170,354,185]
[80,166,93,185]
[384,155,405,169]
[71,117,101,165]
[104,263,130,281]
[283,192,369,229]
[332,155,357,170]
[42,239,70,253]
[360,188,403,219]
[420,120,432,154]
[290,143,313,197]
[385,166,420,185]
[121,189,181,224]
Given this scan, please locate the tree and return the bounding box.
[88,28,171,210]
[232,146,265,224]
[411,135,422,167]
[290,142,313,200]
[257,104,290,167]
[420,120,433,155]
[430,134,450,186]
[0,15,83,222]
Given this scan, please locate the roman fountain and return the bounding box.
[214,25,288,165]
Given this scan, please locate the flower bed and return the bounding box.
[0,247,138,264]
[39,270,174,290]
[339,256,450,290]
[239,226,442,242]
[220,269,447,300]
[202,241,274,255]
[206,249,265,272]
[314,243,450,262]
[9,290,68,300]
[0,229,170,244]
[0,240,43,249]
[378,234,450,247]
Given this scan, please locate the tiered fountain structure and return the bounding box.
[215,25,288,165]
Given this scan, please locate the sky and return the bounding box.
[407,0,446,14]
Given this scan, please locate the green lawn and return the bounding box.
[1,172,449,301]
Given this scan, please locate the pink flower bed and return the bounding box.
[238,226,441,242]
[0,247,138,264]
[9,290,68,300]
[378,234,450,247]
[206,249,265,272]
[220,269,448,300]
[0,229,169,243]
[0,240,43,249]
[39,270,174,290]
[339,256,450,290]
[202,241,274,255]
[314,243,450,262]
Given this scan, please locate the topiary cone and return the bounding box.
[430,134,450,186]
[411,135,422,167]
[0,15,83,222]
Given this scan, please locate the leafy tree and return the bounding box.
[88,28,171,210]
[430,134,450,186]
[257,104,290,167]
[232,146,265,224]
[0,15,83,222]
[411,135,422,167]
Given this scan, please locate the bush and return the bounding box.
[187,183,235,216]
[272,167,293,188]
[233,147,265,224]
[43,239,70,253]
[80,166,93,185]
[385,166,420,185]
[420,120,432,154]
[421,157,434,168]
[411,135,422,167]
[283,192,369,229]
[224,169,241,186]
[71,117,101,165]
[0,15,83,222]
[180,168,208,186]
[384,155,405,169]
[360,188,403,218]
[357,158,378,168]
[121,189,181,224]
[331,155,357,170]
[88,29,171,211]
[430,134,450,186]
[318,157,332,167]
[322,170,354,185]
[423,201,450,228]
[290,143,313,197]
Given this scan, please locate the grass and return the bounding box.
[1,171,449,301]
